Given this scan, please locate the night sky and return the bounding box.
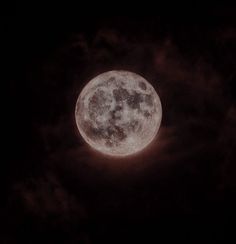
[4,7,236,243]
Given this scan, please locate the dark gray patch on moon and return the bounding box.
[129,120,140,132]
[88,89,111,121]
[113,88,129,101]
[105,125,127,147]
[107,77,116,84]
[110,106,122,120]
[81,121,102,141]
[144,94,153,106]
[143,110,151,118]
[127,91,143,110]
[139,81,147,90]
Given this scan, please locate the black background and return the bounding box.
[4,5,236,243]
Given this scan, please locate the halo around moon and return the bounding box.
[75,70,162,157]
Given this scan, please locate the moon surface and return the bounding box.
[75,70,162,156]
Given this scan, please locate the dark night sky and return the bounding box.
[4,6,236,243]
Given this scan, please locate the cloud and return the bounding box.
[217,105,236,189]
[9,26,233,227]
[5,21,236,243]
[36,28,235,178]
[13,173,87,224]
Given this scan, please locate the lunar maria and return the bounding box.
[75,70,162,157]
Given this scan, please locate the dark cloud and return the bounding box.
[5,15,236,243]
[13,174,86,220]
[5,174,89,243]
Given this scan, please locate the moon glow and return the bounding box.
[75,71,162,157]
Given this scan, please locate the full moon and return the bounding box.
[75,71,162,157]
